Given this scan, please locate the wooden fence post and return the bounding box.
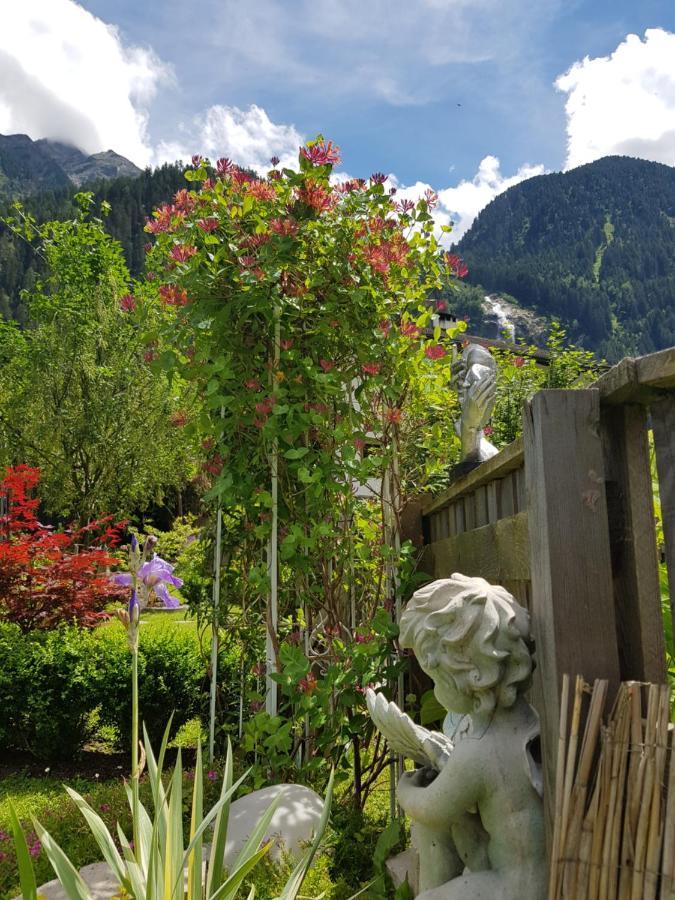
[601,403,667,682]
[523,389,621,842]
[652,395,675,630]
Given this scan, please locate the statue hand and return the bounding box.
[422,732,454,770]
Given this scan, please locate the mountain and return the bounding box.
[457,156,675,360]
[0,133,142,199]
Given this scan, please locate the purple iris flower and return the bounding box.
[113,555,183,609]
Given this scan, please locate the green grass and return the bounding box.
[0,756,395,899]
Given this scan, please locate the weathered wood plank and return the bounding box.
[422,511,530,582]
[487,481,498,525]
[421,437,524,515]
[593,348,675,405]
[652,394,675,631]
[499,475,515,518]
[475,485,489,528]
[523,389,620,845]
[601,404,667,682]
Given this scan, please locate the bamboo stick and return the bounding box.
[560,676,587,898]
[643,685,669,900]
[605,685,632,900]
[631,684,659,899]
[661,723,675,899]
[619,683,644,900]
[566,680,608,898]
[549,673,570,900]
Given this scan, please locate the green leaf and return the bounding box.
[33,819,93,900]
[283,447,309,460]
[8,802,38,900]
[277,769,334,900]
[64,788,128,890]
[187,742,204,900]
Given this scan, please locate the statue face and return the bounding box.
[421,658,474,715]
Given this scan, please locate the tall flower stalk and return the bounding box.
[113,533,183,860]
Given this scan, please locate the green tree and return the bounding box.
[0,194,195,523]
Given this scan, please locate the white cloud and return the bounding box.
[389,156,546,245]
[0,0,170,166]
[556,28,675,170]
[153,105,304,173]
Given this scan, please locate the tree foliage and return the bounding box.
[0,194,196,523]
[0,466,126,631]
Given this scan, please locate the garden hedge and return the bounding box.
[0,620,239,759]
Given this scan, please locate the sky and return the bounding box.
[1,0,674,242]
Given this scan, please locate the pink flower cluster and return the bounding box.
[300,140,341,166]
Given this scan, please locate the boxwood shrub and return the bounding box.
[0,619,239,760]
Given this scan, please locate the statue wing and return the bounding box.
[366,689,453,770]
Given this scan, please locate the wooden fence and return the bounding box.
[416,347,675,840]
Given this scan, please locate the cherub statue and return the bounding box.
[451,344,498,468]
[367,574,545,899]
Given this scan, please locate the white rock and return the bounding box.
[224,784,324,866]
[386,848,419,895]
[21,861,118,900]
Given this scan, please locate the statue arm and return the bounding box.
[397,755,479,826]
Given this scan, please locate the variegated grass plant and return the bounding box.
[9,722,332,899]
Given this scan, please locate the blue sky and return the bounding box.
[1,1,674,239]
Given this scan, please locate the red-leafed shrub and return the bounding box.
[0,465,127,631]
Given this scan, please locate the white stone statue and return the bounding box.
[367,574,545,899]
[452,344,498,467]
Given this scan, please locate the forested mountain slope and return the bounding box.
[457,156,675,360]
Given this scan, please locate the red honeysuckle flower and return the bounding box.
[379,319,392,337]
[191,154,203,167]
[362,362,381,376]
[370,172,387,184]
[483,425,494,436]
[245,378,262,390]
[216,157,236,176]
[425,344,447,360]
[400,321,421,339]
[424,188,439,209]
[514,357,526,368]
[386,407,402,424]
[397,199,415,213]
[269,217,298,235]
[246,181,276,201]
[354,437,366,452]
[119,294,136,312]
[173,189,196,212]
[280,339,294,351]
[297,180,336,213]
[170,244,197,263]
[270,155,280,166]
[298,673,318,694]
[158,285,189,306]
[170,411,188,427]
[144,349,157,363]
[446,253,469,278]
[320,358,336,372]
[197,217,219,232]
[300,140,341,166]
[203,454,224,476]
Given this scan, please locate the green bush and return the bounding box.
[0,623,102,759]
[0,619,243,760]
[93,622,208,747]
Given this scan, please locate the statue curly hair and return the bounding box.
[399,573,533,715]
